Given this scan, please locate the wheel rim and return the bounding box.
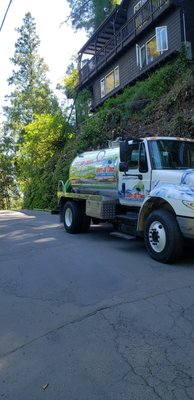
[65,207,73,227]
[148,220,166,253]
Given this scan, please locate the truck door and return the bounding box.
[118,142,151,206]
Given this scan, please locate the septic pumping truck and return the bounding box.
[57,136,194,264]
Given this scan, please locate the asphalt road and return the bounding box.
[0,209,194,400]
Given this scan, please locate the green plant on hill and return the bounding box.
[76,55,193,150]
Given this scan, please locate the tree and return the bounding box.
[16,113,74,209]
[3,12,59,140]
[93,0,121,31]
[0,132,19,209]
[1,12,69,210]
[64,1,121,124]
[59,55,92,126]
[66,0,121,34]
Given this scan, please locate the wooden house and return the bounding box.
[76,0,194,109]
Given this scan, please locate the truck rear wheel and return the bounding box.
[63,201,83,233]
[81,212,91,233]
[63,201,90,234]
[144,209,183,263]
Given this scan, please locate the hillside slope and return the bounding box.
[79,56,194,150]
[131,69,194,138]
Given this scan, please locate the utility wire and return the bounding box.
[0,0,13,32]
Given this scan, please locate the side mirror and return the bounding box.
[120,140,130,163]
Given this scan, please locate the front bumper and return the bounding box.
[177,216,194,239]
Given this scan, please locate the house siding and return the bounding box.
[92,9,182,108]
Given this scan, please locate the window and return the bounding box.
[134,1,141,13]
[147,36,160,64]
[128,144,139,169]
[148,140,194,170]
[152,0,168,12]
[136,43,148,68]
[134,0,149,29]
[136,26,168,68]
[100,66,120,98]
[139,143,148,172]
[100,79,105,98]
[106,71,115,94]
[114,66,120,88]
[156,26,168,52]
[136,44,147,68]
[134,0,147,14]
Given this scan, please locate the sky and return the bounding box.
[0,0,87,120]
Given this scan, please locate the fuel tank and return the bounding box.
[69,147,119,197]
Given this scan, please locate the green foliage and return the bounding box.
[63,69,79,99]
[76,89,92,125]
[0,133,20,209]
[16,113,74,209]
[66,0,121,33]
[77,56,193,149]
[92,0,120,31]
[1,12,65,211]
[60,56,79,99]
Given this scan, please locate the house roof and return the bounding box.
[78,0,128,56]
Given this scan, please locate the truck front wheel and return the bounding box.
[144,210,183,263]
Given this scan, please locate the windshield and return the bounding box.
[148,140,194,170]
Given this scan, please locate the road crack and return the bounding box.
[1,284,194,365]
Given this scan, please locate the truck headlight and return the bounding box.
[183,201,194,210]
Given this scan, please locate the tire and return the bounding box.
[144,209,183,263]
[81,212,91,232]
[63,201,91,234]
[63,201,83,233]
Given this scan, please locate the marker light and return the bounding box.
[183,201,194,210]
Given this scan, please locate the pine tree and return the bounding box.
[3,12,59,140]
[1,12,64,209]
